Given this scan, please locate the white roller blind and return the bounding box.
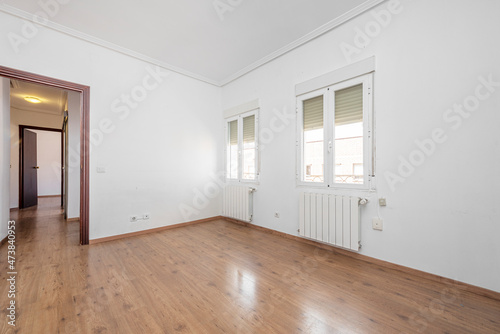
[243,115,255,143]
[335,84,363,126]
[303,95,324,131]
[229,120,238,145]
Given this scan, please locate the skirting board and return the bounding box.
[89,216,223,244]
[66,218,80,222]
[38,195,61,198]
[223,217,500,302]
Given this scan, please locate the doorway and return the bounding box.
[19,126,63,209]
[0,66,90,245]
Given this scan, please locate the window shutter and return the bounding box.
[335,84,363,126]
[303,95,324,131]
[243,115,255,143]
[229,120,238,145]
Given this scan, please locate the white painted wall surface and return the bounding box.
[222,0,500,292]
[0,10,223,240]
[9,108,61,208]
[66,91,80,219]
[32,130,61,196]
[0,78,10,241]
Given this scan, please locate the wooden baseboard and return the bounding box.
[0,236,7,247]
[38,195,61,198]
[10,208,18,212]
[66,217,80,222]
[89,216,224,245]
[223,217,500,302]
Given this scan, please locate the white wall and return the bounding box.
[222,0,500,292]
[0,78,10,241]
[31,130,61,196]
[66,91,80,219]
[0,10,223,240]
[9,108,61,208]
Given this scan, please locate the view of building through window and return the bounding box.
[334,122,363,184]
[304,128,324,182]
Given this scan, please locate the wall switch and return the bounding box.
[130,215,138,222]
[274,212,280,218]
[143,214,150,220]
[379,197,387,206]
[372,218,383,231]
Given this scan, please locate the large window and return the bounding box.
[297,73,373,189]
[226,111,258,182]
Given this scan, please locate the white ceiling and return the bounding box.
[10,80,67,116]
[1,0,384,85]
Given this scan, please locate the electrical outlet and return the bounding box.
[130,215,138,222]
[274,212,280,218]
[143,214,150,220]
[379,197,387,206]
[372,218,383,231]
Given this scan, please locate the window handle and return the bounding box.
[328,140,332,153]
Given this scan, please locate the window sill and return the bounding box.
[226,179,260,186]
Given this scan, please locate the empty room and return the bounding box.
[0,0,499,333]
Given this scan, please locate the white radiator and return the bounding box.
[223,186,255,222]
[299,193,366,251]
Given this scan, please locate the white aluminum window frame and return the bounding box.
[225,109,259,184]
[296,73,374,190]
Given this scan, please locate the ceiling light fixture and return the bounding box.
[24,96,42,104]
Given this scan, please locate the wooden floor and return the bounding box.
[1,198,499,333]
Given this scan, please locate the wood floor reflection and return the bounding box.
[1,197,499,333]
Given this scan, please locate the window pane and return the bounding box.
[242,115,256,180]
[228,120,238,179]
[334,84,363,184]
[303,96,324,182]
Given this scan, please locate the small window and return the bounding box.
[297,73,373,189]
[225,111,258,182]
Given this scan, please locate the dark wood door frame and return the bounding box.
[19,125,63,209]
[1,66,90,245]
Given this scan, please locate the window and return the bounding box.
[226,110,258,182]
[297,73,373,189]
